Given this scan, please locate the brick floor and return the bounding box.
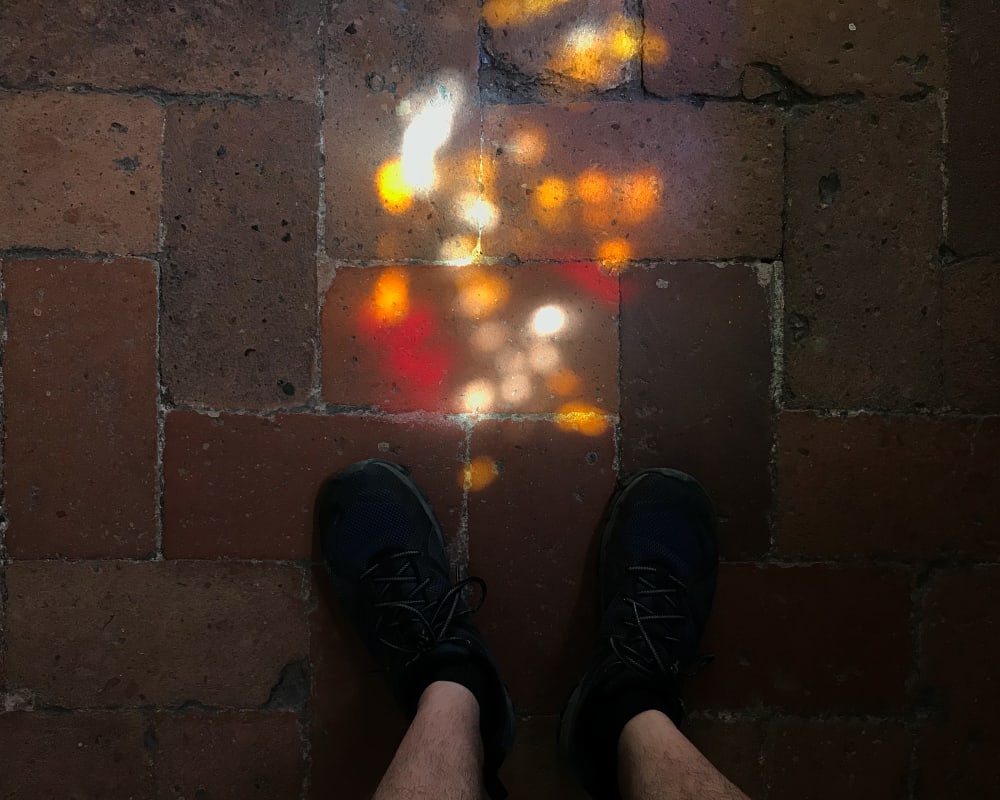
[1,3,998,798]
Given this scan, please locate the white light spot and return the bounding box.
[531,304,566,336]
[848,22,857,30]
[500,374,533,406]
[461,194,498,231]
[495,348,527,374]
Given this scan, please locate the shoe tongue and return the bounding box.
[625,505,702,581]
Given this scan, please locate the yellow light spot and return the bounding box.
[621,171,662,223]
[376,158,414,214]
[462,455,500,492]
[462,380,494,413]
[458,273,511,319]
[370,268,410,325]
[576,168,612,204]
[555,402,610,436]
[643,31,671,64]
[484,0,571,27]
[440,234,479,266]
[546,367,582,397]
[611,26,641,60]
[531,304,567,336]
[598,238,632,272]
[535,176,570,210]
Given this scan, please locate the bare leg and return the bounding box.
[618,710,750,800]
[373,681,485,800]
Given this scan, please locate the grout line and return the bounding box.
[311,68,329,411]
[153,257,167,561]
[0,257,7,682]
[906,563,936,800]
[454,420,474,582]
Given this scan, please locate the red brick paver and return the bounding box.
[1,2,997,797]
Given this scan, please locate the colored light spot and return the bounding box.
[531,304,567,336]
[461,380,494,413]
[535,176,570,210]
[643,31,671,64]
[528,342,560,374]
[546,367,582,397]
[611,26,642,60]
[576,168,612,204]
[598,238,632,272]
[555,402,610,436]
[500,373,533,406]
[440,234,479,266]
[376,158,414,214]
[463,455,500,492]
[369,268,410,325]
[508,128,547,166]
[458,272,511,319]
[483,0,572,27]
[622,171,662,223]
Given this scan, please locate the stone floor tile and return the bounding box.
[776,412,1000,559]
[153,712,304,800]
[947,0,1000,256]
[309,567,407,800]
[768,718,912,800]
[683,717,766,799]
[918,567,1000,798]
[163,410,465,559]
[467,418,616,715]
[482,102,782,262]
[620,262,773,559]
[324,2,480,262]
[321,263,618,414]
[161,100,319,410]
[644,0,943,97]
[784,99,943,410]
[942,256,1000,412]
[689,564,912,714]
[5,561,308,708]
[3,257,158,558]
[499,715,586,799]
[0,712,153,798]
[0,0,321,98]
[0,92,162,253]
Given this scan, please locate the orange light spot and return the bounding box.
[598,238,632,272]
[369,268,410,325]
[535,176,570,210]
[508,128,547,166]
[458,272,511,319]
[546,367,582,397]
[462,455,500,492]
[376,158,414,214]
[611,25,642,60]
[621,171,662,223]
[643,31,671,64]
[576,168,612,204]
[555,402,610,436]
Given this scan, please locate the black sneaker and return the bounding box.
[316,459,515,798]
[559,468,719,798]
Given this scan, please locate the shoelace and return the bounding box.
[609,564,713,679]
[361,549,486,667]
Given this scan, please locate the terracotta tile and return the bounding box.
[499,716,586,799]
[4,258,158,558]
[0,712,153,798]
[918,567,1000,798]
[0,92,162,253]
[163,411,465,559]
[161,100,319,410]
[153,712,304,800]
[5,561,308,708]
[947,0,1000,256]
[942,257,1000,412]
[689,564,912,714]
[776,412,1000,559]
[768,718,912,800]
[467,419,616,714]
[620,262,773,559]
[683,716,766,799]
[321,263,619,413]
[0,0,321,98]
[482,103,782,261]
[324,1,480,261]
[784,100,943,410]
[644,0,943,97]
